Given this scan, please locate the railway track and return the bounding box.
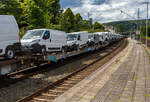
[0,50,97,88]
[17,39,128,102]
[0,41,121,88]
[0,42,112,89]
[1,40,122,80]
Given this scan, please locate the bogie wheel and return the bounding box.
[5,47,15,59]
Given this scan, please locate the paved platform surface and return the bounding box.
[53,39,150,102]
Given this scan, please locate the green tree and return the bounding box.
[0,0,22,25]
[117,24,124,33]
[20,0,61,29]
[93,21,104,30]
[34,0,61,24]
[0,0,106,34]
[21,0,45,29]
[141,25,150,37]
[60,8,75,32]
[80,20,89,30]
[74,13,83,31]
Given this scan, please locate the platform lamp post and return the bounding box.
[141,2,149,47]
[137,8,141,42]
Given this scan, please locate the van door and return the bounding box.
[77,34,81,47]
[50,31,61,51]
[41,30,51,52]
[79,33,87,47]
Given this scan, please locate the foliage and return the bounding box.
[93,21,104,30]
[141,25,150,37]
[20,0,61,29]
[80,20,89,30]
[22,0,45,28]
[0,0,22,26]
[0,0,105,35]
[60,8,75,33]
[116,24,124,33]
[88,29,106,33]
[74,13,83,31]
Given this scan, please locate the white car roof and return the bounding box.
[28,29,65,33]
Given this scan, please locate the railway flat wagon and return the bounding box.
[45,46,96,62]
[0,26,124,76]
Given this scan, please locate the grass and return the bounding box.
[130,97,134,101]
[142,45,150,63]
[141,35,150,40]
[144,94,149,97]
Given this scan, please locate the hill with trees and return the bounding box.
[104,19,150,37]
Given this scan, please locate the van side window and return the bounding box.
[43,31,50,39]
[94,35,96,39]
[78,35,81,40]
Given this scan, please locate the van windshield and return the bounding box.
[22,30,44,39]
[88,35,94,39]
[67,34,77,41]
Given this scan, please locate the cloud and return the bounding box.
[60,0,150,23]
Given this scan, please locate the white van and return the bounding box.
[108,32,113,41]
[94,32,105,42]
[67,31,89,49]
[94,32,108,46]
[67,34,78,51]
[0,15,20,59]
[104,32,110,41]
[21,29,67,54]
[88,33,99,46]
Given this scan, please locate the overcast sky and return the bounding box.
[60,0,150,23]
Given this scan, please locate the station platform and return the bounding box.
[52,39,150,102]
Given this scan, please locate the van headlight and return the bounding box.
[32,39,40,43]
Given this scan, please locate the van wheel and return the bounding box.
[5,47,15,59]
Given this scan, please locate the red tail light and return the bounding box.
[18,32,20,43]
